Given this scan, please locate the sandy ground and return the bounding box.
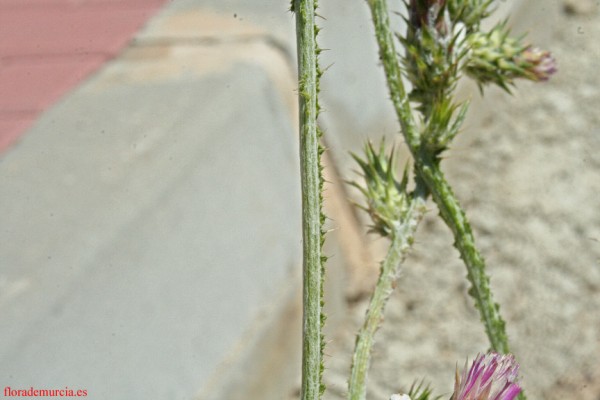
[321,2,600,399]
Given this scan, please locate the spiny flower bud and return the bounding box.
[466,23,556,90]
[451,353,521,400]
[350,142,411,237]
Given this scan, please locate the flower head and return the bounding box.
[452,353,521,400]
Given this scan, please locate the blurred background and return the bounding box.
[1,0,598,399]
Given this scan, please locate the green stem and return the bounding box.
[348,196,427,400]
[366,0,419,151]
[293,0,325,399]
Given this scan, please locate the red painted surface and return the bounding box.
[0,0,169,153]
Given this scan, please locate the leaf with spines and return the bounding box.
[407,380,440,400]
[422,98,469,153]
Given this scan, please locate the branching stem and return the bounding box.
[367,0,515,369]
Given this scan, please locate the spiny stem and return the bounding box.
[416,151,509,354]
[348,195,427,400]
[293,0,326,399]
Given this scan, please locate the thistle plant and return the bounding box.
[290,0,555,399]
[367,0,555,357]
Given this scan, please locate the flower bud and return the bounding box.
[466,23,556,89]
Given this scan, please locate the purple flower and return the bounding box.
[452,353,521,400]
[520,47,557,81]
